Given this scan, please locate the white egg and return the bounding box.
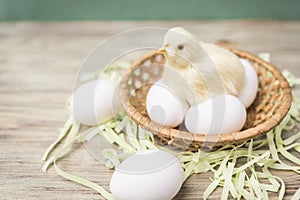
[185,95,246,134]
[146,82,189,127]
[238,59,259,108]
[110,149,183,200]
[72,79,120,126]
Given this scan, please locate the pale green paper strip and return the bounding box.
[53,136,116,200]
[42,116,73,161]
[291,188,300,200]
[267,131,279,160]
[203,179,220,200]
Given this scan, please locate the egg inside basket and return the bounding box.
[119,47,292,151]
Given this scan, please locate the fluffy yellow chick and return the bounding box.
[158,27,245,106]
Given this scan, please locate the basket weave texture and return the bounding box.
[119,47,292,150]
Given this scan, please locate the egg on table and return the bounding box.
[146,81,189,127]
[110,149,183,200]
[72,79,120,126]
[185,95,246,134]
[238,58,259,108]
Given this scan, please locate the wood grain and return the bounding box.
[0,21,299,200]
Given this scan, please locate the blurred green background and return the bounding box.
[0,0,299,21]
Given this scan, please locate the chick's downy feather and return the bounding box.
[160,27,245,106]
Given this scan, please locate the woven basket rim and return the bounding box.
[119,47,292,147]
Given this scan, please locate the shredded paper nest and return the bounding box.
[42,54,300,200]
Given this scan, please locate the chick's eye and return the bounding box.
[177,44,184,50]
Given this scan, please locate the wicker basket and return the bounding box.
[119,47,292,150]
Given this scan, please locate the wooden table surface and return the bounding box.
[0,21,300,200]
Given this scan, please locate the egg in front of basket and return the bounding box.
[110,149,183,200]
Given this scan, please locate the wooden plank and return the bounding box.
[0,20,299,200]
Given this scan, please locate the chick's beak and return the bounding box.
[156,44,169,54]
[157,48,166,54]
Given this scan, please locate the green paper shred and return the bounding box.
[42,60,300,200]
[41,115,73,161]
[291,188,300,200]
